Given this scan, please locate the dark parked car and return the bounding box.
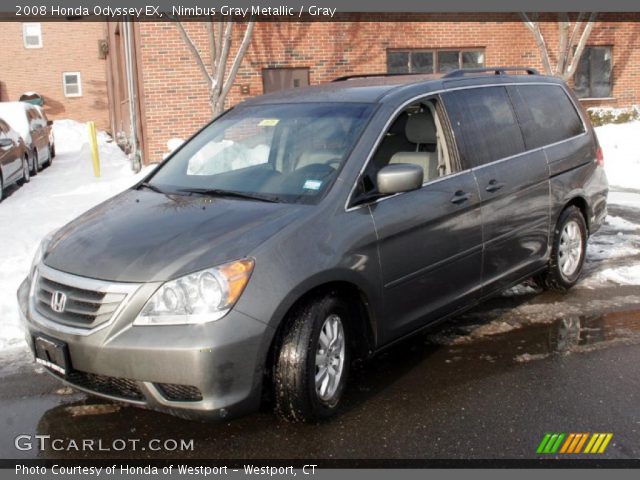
[0,102,54,176]
[18,68,608,422]
[0,118,30,200]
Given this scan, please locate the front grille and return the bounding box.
[156,383,203,402]
[34,271,127,329]
[57,369,144,401]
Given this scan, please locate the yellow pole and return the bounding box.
[87,121,100,177]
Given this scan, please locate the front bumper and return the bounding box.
[17,268,274,421]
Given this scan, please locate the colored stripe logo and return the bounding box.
[537,433,613,454]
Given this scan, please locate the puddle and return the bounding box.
[427,309,640,366]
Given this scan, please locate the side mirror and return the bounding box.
[376,163,424,195]
[47,120,53,126]
[0,138,13,148]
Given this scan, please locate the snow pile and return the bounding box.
[595,121,640,190]
[0,120,151,351]
[586,265,640,286]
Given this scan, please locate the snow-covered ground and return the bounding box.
[0,120,151,351]
[0,118,638,358]
[595,121,640,190]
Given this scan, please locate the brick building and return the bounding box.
[0,22,110,130]
[5,15,639,166]
[106,14,640,165]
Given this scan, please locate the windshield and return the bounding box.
[147,103,375,204]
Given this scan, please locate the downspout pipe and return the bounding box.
[122,18,142,172]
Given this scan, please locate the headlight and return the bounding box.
[30,231,55,280]
[134,259,254,326]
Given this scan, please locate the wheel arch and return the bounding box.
[261,277,378,400]
[560,195,590,234]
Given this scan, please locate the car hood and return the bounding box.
[43,189,307,283]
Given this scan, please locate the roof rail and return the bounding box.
[442,67,540,78]
[332,72,431,82]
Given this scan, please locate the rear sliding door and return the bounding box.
[442,85,550,293]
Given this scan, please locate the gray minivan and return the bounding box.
[18,68,608,422]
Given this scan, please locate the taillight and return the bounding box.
[596,146,604,167]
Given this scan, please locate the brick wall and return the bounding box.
[137,14,640,163]
[0,22,110,130]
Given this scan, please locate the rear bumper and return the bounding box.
[18,273,275,421]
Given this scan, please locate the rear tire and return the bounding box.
[535,206,587,292]
[30,151,38,176]
[274,292,351,423]
[17,156,30,185]
[0,174,4,202]
[43,144,53,168]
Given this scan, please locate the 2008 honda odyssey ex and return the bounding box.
[18,68,608,422]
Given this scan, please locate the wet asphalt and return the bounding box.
[1,192,639,461]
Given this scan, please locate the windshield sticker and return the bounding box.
[258,119,279,127]
[303,179,323,191]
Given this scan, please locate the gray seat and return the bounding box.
[389,111,439,181]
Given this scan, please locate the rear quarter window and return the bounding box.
[509,84,585,149]
[442,86,525,168]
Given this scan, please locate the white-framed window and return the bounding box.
[22,23,42,48]
[63,72,82,97]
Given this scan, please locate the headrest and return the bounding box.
[405,111,437,144]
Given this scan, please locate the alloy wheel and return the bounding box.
[315,314,346,402]
[558,220,583,278]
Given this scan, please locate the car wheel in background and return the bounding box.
[30,151,38,176]
[274,292,351,422]
[535,206,588,292]
[0,174,4,201]
[43,144,53,168]
[17,156,30,185]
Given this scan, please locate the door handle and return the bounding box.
[485,179,505,193]
[450,190,472,204]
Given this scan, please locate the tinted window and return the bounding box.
[510,85,585,149]
[443,86,525,168]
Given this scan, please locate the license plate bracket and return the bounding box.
[34,336,70,376]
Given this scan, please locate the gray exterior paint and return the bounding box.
[18,72,608,420]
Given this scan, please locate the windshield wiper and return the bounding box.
[137,181,166,194]
[176,188,279,203]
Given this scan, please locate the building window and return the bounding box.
[63,72,82,97]
[22,23,42,49]
[262,68,310,94]
[574,46,612,99]
[387,49,485,74]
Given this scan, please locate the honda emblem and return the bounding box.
[50,291,67,313]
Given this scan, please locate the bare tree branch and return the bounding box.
[564,13,598,80]
[206,18,217,74]
[521,12,597,81]
[218,20,256,113]
[173,20,213,89]
[567,12,586,54]
[557,14,570,75]
[520,12,553,75]
[173,16,255,116]
[213,20,233,94]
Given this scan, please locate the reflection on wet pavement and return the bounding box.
[11,304,637,460]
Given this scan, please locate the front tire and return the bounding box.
[274,293,350,423]
[536,206,588,291]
